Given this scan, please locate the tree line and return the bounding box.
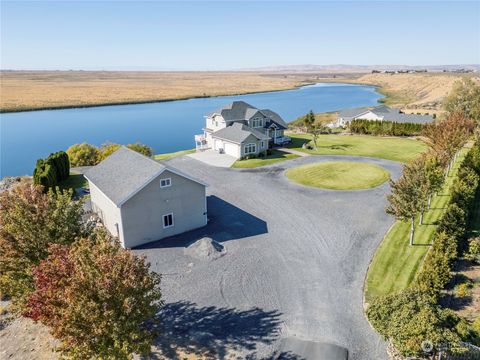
[366,76,480,358]
[66,141,153,167]
[386,112,475,246]
[349,119,424,136]
[367,78,480,358]
[368,140,480,357]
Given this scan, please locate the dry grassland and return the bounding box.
[0,71,315,112]
[347,72,480,113]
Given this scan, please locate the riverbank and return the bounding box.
[0,71,319,113]
[2,71,472,114]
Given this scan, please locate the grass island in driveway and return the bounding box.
[285,161,390,190]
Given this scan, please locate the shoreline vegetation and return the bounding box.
[1,71,474,113]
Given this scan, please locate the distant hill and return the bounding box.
[240,64,480,73]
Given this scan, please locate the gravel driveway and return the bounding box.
[135,155,402,359]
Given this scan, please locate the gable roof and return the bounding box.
[260,109,288,129]
[381,112,434,124]
[211,122,269,144]
[209,101,258,121]
[338,107,370,119]
[338,105,433,124]
[208,101,287,129]
[84,146,206,207]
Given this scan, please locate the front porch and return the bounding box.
[194,134,209,151]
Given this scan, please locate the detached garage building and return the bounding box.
[84,146,207,248]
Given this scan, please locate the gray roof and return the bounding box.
[338,107,370,119]
[338,105,433,124]
[84,147,205,206]
[260,109,288,129]
[208,101,287,129]
[381,112,434,124]
[370,105,399,115]
[209,101,258,121]
[212,122,269,144]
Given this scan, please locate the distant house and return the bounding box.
[335,105,434,127]
[194,101,290,158]
[84,146,207,248]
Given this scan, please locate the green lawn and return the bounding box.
[154,149,195,161]
[285,161,390,190]
[365,146,470,303]
[288,133,427,163]
[58,172,88,191]
[232,150,299,169]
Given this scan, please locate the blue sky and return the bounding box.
[1,1,479,70]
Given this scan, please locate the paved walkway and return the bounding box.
[187,150,237,168]
[277,147,311,157]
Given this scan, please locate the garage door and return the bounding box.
[214,139,223,151]
[224,142,239,158]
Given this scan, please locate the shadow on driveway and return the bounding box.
[136,195,268,249]
[149,300,282,359]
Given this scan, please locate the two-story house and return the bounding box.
[195,101,290,158]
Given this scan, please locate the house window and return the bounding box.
[261,141,265,148]
[251,117,263,128]
[244,143,256,154]
[163,213,174,228]
[160,178,171,188]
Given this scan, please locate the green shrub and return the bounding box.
[33,151,70,189]
[350,119,424,136]
[438,203,466,241]
[454,283,472,298]
[367,288,461,357]
[33,160,56,188]
[455,319,479,344]
[451,167,479,211]
[466,237,480,262]
[463,142,480,175]
[99,142,121,160]
[473,317,480,334]
[26,231,162,359]
[416,232,457,295]
[66,143,100,167]
[0,183,88,312]
[126,142,153,157]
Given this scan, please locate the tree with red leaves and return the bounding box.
[26,230,162,360]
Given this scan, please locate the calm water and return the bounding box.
[0,83,381,177]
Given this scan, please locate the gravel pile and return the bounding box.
[184,237,226,260]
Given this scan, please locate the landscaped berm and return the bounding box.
[285,161,390,190]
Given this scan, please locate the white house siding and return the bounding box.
[88,181,123,243]
[120,170,207,248]
[207,115,227,131]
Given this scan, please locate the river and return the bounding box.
[0,82,382,177]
